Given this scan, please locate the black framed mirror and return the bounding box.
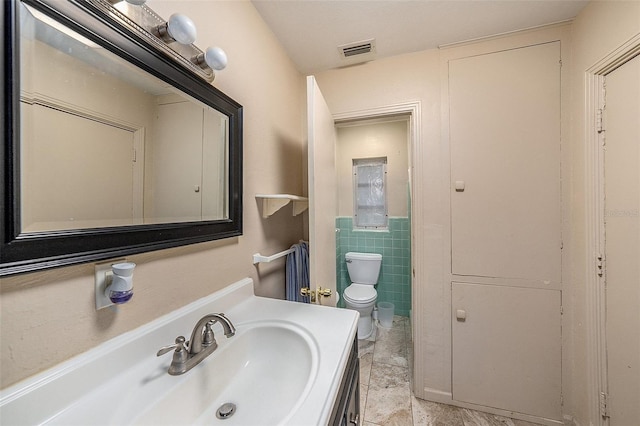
[1,0,243,276]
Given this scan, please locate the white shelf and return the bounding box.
[255,194,309,218]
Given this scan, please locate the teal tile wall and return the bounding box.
[335,217,411,317]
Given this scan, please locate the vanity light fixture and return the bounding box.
[99,0,227,81]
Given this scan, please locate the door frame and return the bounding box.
[584,34,640,426]
[333,101,422,389]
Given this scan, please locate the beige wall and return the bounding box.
[336,119,409,218]
[569,1,640,425]
[1,0,305,389]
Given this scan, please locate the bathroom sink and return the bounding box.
[0,278,357,426]
[133,321,319,425]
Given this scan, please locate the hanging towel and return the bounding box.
[285,241,310,303]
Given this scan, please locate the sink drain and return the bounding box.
[216,402,236,419]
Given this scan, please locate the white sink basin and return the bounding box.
[134,321,319,425]
[0,278,358,426]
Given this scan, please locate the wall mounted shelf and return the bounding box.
[255,194,308,218]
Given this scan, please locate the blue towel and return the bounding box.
[286,242,310,303]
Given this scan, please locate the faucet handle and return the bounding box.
[157,336,188,357]
[202,321,217,347]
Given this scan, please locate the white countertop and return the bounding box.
[0,278,358,425]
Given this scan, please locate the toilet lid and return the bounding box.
[344,284,376,303]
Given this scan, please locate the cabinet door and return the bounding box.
[449,42,561,282]
[452,282,562,420]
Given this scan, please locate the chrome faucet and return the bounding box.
[157,313,235,375]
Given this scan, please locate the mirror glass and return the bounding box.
[19,3,229,233]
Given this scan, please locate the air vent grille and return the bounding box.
[343,43,372,57]
[338,39,376,59]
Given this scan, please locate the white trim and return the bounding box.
[438,20,573,50]
[584,71,607,426]
[591,34,640,76]
[584,32,640,426]
[20,90,141,131]
[132,127,145,221]
[333,101,420,124]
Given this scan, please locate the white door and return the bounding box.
[307,76,338,305]
[603,54,640,425]
[452,282,562,419]
[152,100,204,221]
[450,42,561,282]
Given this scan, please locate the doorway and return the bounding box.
[335,116,412,319]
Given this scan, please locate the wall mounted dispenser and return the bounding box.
[95,260,136,310]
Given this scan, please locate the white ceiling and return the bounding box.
[251,0,588,74]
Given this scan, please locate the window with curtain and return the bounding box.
[353,157,388,229]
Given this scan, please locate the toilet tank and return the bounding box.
[345,252,382,284]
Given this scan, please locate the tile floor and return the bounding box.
[357,316,541,426]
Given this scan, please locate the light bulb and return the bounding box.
[124,0,146,5]
[204,47,227,71]
[166,14,197,45]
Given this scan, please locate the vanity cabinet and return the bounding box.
[330,336,360,426]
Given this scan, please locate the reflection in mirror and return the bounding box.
[19,3,229,233]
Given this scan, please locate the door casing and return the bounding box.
[583,34,640,426]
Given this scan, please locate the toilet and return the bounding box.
[343,252,382,339]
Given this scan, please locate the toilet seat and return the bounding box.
[343,284,377,305]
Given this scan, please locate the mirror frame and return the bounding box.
[1,0,243,276]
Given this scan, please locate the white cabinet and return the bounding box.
[449,42,561,283]
[447,41,563,422]
[452,282,562,420]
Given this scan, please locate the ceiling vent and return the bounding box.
[338,39,376,60]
